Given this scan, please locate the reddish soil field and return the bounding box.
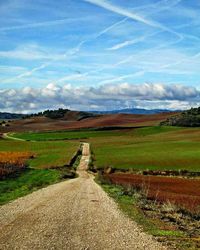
[0,112,178,132]
[105,173,200,212]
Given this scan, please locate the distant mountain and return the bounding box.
[91,108,176,115]
[0,112,24,120]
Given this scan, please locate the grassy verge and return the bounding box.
[0,149,82,205]
[97,176,199,250]
[72,154,82,170]
[0,141,82,205]
[100,182,183,236]
[0,169,63,205]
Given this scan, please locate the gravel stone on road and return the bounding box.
[0,143,167,250]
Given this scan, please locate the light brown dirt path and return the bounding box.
[2,133,26,141]
[0,143,167,250]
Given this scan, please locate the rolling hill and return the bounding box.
[0,108,178,132]
[161,107,200,127]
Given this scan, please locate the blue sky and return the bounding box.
[1,0,200,112]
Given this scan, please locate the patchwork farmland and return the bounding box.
[10,126,200,208]
[0,112,200,249]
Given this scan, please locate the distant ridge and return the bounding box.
[24,108,96,120]
[0,109,178,133]
[91,108,177,115]
[0,112,24,120]
[0,108,177,120]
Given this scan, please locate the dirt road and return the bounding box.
[2,133,26,141]
[0,143,166,250]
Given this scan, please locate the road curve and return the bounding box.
[2,133,26,141]
[0,143,167,250]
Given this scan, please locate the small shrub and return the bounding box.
[162,200,178,213]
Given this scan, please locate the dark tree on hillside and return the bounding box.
[161,106,200,127]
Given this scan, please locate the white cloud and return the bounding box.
[0,83,199,113]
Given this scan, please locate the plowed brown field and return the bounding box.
[106,173,200,212]
[0,112,177,132]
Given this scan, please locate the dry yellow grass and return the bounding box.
[0,151,33,165]
[0,152,33,178]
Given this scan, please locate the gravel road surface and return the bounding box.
[0,143,167,250]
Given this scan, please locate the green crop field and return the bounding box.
[0,139,79,169]
[12,129,126,141]
[90,126,200,172]
[11,126,200,172]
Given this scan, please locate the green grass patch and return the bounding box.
[12,126,178,141]
[73,154,82,170]
[0,169,62,205]
[90,126,200,172]
[0,140,79,169]
[133,126,182,136]
[0,138,81,205]
[93,141,200,171]
[12,129,126,141]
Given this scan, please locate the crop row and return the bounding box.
[105,173,200,213]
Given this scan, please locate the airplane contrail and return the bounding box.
[84,0,183,39]
[3,17,129,83]
[107,31,160,51]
